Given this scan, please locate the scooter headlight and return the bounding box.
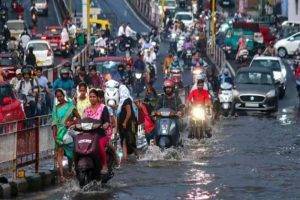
[135,72,142,79]
[107,99,116,107]
[81,123,93,131]
[191,106,205,120]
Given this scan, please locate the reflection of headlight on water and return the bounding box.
[191,107,205,120]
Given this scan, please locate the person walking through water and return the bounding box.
[117,85,138,162]
[52,89,80,183]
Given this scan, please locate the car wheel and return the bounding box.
[278,47,287,58]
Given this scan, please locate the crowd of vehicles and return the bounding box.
[2,0,300,190]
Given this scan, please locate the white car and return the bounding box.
[6,19,25,40]
[174,11,194,28]
[274,32,300,58]
[25,40,54,68]
[249,56,287,98]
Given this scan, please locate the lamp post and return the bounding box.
[211,0,216,48]
[87,0,91,45]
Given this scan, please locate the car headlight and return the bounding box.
[191,106,205,120]
[266,89,276,97]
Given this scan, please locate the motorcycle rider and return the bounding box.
[74,66,91,87]
[263,41,276,56]
[35,67,52,113]
[218,68,233,85]
[30,3,38,25]
[25,46,36,67]
[88,62,105,89]
[235,36,247,60]
[294,62,300,102]
[163,52,174,75]
[10,69,22,91]
[3,24,11,41]
[15,67,39,118]
[170,56,183,71]
[20,29,31,49]
[94,31,108,55]
[53,68,75,97]
[133,52,146,73]
[156,79,183,115]
[61,26,70,46]
[187,79,212,138]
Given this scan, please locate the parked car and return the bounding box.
[24,40,54,68]
[233,67,279,114]
[274,32,300,58]
[249,56,287,98]
[174,11,194,28]
[35,0,49,15]
[6,19,26,39]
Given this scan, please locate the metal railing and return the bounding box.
[206,43,226,72]
[0,115,54,178]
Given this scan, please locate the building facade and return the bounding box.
[288,0,300,21]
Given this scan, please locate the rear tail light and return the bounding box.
[41,36,47,40]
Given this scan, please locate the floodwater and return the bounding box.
[18,106,300,200]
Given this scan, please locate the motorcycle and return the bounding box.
[104,80,120,108]
[146,62,156,85]
[154,108,181,149]
[61,42,70,57]
[170,68,183,90]
[184,48,193,69]
[133,70,145,97]
[107,40,117,56]
[0,9,7,23]
[189,105,212,140]
[31,13,37,26]
[71,118,116,187]
[218,82,233,117]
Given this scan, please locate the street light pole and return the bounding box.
[161,0,165,26]
[87,0,91,45]
[211,0,216,47]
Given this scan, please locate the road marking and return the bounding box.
[122,0,150,30]
[52,0,62,26]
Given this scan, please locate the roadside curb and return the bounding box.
[0,170,58,199]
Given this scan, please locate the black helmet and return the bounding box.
[60,67,70,74]
[88,61,96,71]
[21,66,32,75]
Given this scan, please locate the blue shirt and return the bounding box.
[37,76,48,89]
[53,78,75,92]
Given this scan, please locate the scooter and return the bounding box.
[189,105,212,140]
[133,70,145,97]
[31,13,37,26]
[218,82,233,117]
[71,118,116,188]
[146,62,156,85]
[154,108,181,149]
[170,68,183,90]
[104,80,120,108]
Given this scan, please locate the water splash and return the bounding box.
[139,145,185,161]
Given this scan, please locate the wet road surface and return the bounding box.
[16,0,300,199]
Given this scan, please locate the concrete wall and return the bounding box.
[288,0,300,21]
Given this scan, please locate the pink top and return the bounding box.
[83,104,113,139]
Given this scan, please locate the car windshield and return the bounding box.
[36,0,46,3]
[96,61,121,73]
[0,58,13,66]
[236,72,273,85]
[7,22,24,30]
[251,60,281,71]
[176,14,192,21]
[27,43,49,50]
[166,0,176,7]
[0,85,14,105]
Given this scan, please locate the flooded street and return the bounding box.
[19,106,300,200]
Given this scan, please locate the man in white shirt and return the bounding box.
[117,23,126,37]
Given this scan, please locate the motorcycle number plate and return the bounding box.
[125,44,130,47]
[245,103,259,107]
